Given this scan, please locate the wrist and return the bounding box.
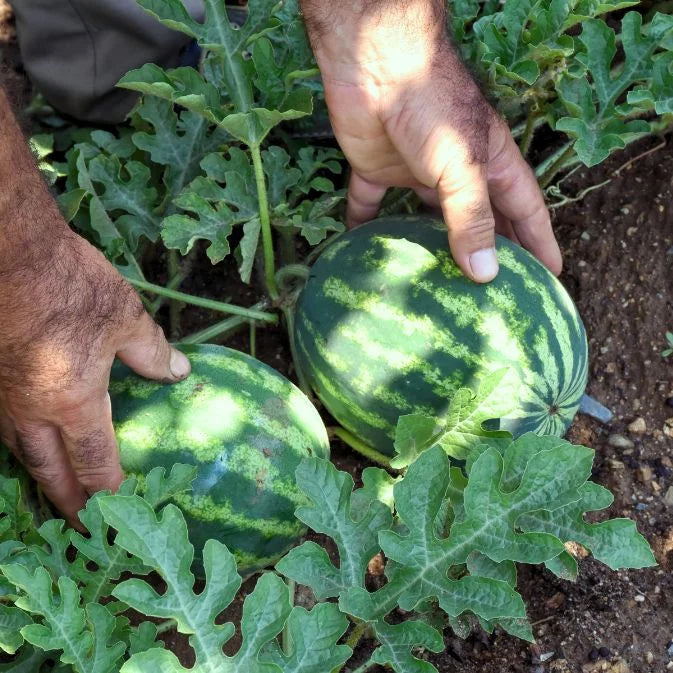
[301,0,449,84]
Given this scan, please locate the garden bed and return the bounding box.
[1,2,672,672]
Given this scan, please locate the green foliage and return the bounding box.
[662,331,673,357]
[41,0,343,287]
[277,373,655,673]
[452,1,673,174]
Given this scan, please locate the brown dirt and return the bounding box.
[2,3,673,673]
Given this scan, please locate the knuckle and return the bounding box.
[66,427,115,468]
[14,432,49,471]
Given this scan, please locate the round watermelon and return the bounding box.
[294,215,588,456]
[109,344,329,575]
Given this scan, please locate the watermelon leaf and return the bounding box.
[276,458,392,599]
[0,565,125,673]
[391,369,516,469]
[555,12,673,166]
[259,603,351,672]
[369,620,445,673]
[99,494,350,672]
[0,604,32,654]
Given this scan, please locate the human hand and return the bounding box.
[0,226,191,526]
[301,0,562,282]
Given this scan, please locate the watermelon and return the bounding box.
[294,215,588,456]
[109,344,329,575]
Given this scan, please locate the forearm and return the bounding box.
[0,88,70,272]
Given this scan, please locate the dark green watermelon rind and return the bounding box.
[295,216,588,456]
[110,344,329,573]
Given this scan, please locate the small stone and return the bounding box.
[646,652,654,664]
[609,459,625,471]
[634,594,645,602]
[589,648,600,662]
[664,486,673,507]
[626,226,638,235]
[599,647,611,658]
[637,466,653,483]
[608,434,634,450]
[635,503,649,511]
[628,417,647,434]
[667,640,673,657]
[605,362,617,374]
[666,397,673,408]
[664,418,673,438]
[600,346,609,354]
[546,591,566,609]
[581,231,591,241]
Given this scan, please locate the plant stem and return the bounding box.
[249,321,257,358]
[250,144,279,301]
[276,264,310,288]
[155,619,177,635]
[127,278,278,322]
[282,305,312,396]
[149,265,190,317]
[344,659,376,673]
[537,143,576,189]
[331,622,371,673]
[279,227,297,267]
[180,300,272,344]
[518,108,539,158]
[168,250,183,339]
[305,231,343,266]
[329,427,394,470]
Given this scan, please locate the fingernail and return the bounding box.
[169,349,191,380]
[469,248,499,282]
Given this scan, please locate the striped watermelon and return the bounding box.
[294,215,588,456]
[109,344,329,575]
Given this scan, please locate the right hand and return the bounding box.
[0,224,191,526]
[301,0,562,282]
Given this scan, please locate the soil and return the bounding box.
[2,4,673,673]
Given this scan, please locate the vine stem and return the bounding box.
[250,144,280,301]
[276,264,310,288]
[332,622,371,673]
[180,300,272,345]
[518,108,539,158]
[155,619,177,635]
[282,305,312,396]
[167,250,183,339]
[537,144,576,189]
[127,278,278,322]
[344,658,377,673]
[329,427,395,470]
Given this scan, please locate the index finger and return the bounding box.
[487,122,562,275]
[58,391,124,498]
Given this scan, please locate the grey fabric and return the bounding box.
[9,0,204,124]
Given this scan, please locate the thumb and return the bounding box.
[116,311,191,382]
[438,162,499,283]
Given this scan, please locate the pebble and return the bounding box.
[581,231,591,241]
[635,503,649,511]
[599,647,611,658]
[608,434,634,450]
[628,417,647,434]
[646,652,654,664]
[605,362,617,374]
[637,466,653,483]
[664,418,673,438]
[634,594,645,603]
[665,397,673,408]
[589,648,600,662]
[667,641,673,657]
[664,486,673,507]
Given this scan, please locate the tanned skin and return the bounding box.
[0,88,191,526]
[300,0,562,282]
